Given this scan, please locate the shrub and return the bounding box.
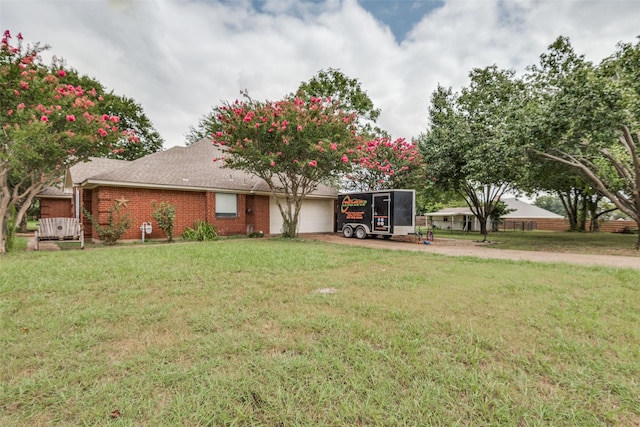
[152,202,176,242]
[83,203,132,245]
[182,220,217,241]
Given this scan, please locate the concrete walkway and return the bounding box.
[22,234,61,251]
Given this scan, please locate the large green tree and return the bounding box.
[420,66,528,240]
[0,30,125,252]
[524,36,640,247]
[65,71,164,160]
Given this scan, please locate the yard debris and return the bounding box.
[315,288,337,294]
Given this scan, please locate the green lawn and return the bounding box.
[1,239,639,425]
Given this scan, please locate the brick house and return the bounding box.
[38,139,338,242]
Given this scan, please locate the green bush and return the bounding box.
[83,203,132,245]
[182,220,217,241]
[152,202,176,242]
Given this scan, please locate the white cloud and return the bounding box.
[2,0,639,147]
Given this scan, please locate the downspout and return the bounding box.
[75,188,80,219]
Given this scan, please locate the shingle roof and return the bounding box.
[425,198,563,219]
[37,186,70,198]
[425,207,474,216]
[502,198,563,219]
[81,139,337,198]
[68,157,129,186]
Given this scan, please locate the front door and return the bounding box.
[373,193,391,233]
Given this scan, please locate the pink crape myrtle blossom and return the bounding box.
[1,29,130,253]
[209,92,365,237]
[347,136,424,190]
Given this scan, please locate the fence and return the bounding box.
[416,216,637,233]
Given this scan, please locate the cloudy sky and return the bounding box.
[2,0,639,148]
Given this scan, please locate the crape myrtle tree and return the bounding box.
[65,72,164,160]
[343,135,424,191]
[0,30,130,253]
[524,36,640,247]
[184,67,379,145]
[210,92,361,237]
[420,66,528,241]
[199,70,421,237]
[188,69,424,193]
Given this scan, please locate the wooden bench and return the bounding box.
[35,217,84,250]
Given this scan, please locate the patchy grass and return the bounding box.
[1,239,639,425]
[428,230,640,257]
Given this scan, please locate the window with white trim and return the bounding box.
[216,193,238,218]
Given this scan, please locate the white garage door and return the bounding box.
[269,196,335,234]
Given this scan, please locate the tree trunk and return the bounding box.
[588,197,600,232]
[18,215,28,233]
[559,189,580,231]
[478,214,489,241]
[578,194,587,232]
[273,191,303,238]
[0,172,9,254]
[14,194,36,235]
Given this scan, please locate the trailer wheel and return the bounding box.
[355,226,367,239]
[342,226,354,238]
[383,234,392,240]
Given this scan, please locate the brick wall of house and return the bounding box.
[82,186,270,241]
[83,189,93,238]
[39,198,73,218]
[245,194,271,235]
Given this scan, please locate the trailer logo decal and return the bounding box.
[340,195,367,213]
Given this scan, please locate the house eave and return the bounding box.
[36,193,73,200]
[81,179,338,199]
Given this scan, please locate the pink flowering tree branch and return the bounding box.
[0,30,125,252]
[211,92,361,237]
[347,136,425,191]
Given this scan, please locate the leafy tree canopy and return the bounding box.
[0,30,155,252]
[420,66,528,240]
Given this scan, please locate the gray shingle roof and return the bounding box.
[81,139,337,198]
[502,198,563,219]
[426,198,563,219]
[68,157,129,185]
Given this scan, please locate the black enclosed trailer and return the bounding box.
[337,190,416,239]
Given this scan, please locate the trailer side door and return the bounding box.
[373,193,391,233]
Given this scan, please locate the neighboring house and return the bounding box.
[38,139,338,242]
[500,198,566,231]
[425,198,565,232]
